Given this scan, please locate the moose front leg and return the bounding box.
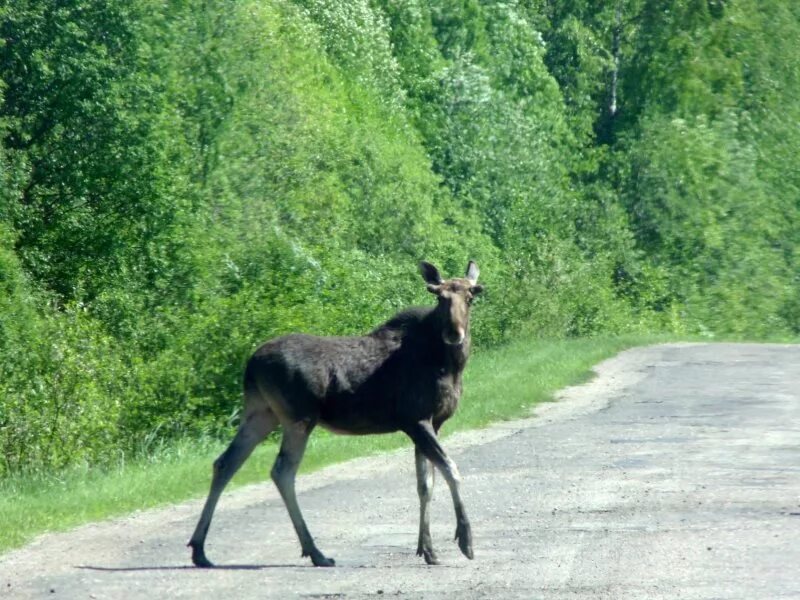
[415,447,439,565]
[407,421,474,561]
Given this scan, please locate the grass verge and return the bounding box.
[0,334,671,555]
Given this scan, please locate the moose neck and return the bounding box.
[446,333,470,374]
[426,308,471,374]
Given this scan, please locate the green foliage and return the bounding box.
[0,0,797,476]
[0,0,180,300]
[613,0,800,336]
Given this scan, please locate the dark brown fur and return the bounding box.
[188,261,483,567]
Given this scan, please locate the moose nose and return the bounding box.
[444,328,466,346]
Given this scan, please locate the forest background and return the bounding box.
[1,0,798,476]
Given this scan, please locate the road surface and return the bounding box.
[2,343,799,599]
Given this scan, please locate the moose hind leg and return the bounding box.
[188,408,277,567]
[415,447,439,565]
[272,420,335,567]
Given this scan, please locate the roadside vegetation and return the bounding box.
[1,0,798,551]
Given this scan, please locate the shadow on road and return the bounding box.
[76,564,293,572]
[76,561,458,572]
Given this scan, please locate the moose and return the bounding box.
[188,261,484,567]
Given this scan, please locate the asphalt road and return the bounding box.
[2,343,799,599]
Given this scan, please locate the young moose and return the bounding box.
[189,261,483,567]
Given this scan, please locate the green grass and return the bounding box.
[0,334,670,555]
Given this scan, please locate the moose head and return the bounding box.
[420,261,484,346]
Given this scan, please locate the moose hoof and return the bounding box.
[306,549,336,567]
[189,544,215,568]
[419,548,440,566]
[454,522,474,560]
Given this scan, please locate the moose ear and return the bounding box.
[426,284,442,295]
[465,261,480,284]
[419,261,443,285]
